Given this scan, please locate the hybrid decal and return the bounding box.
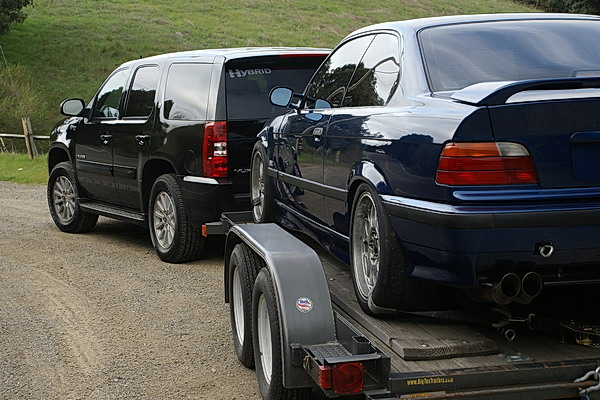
[228,68,272,78]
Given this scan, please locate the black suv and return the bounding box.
[47,47,327,262]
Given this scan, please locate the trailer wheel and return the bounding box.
[229,243,262,368]
[252,268,311,400]
[350,183,437,313]
[251,142,276,223]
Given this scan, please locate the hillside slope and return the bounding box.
[0,0,536,138]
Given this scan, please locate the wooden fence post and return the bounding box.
[21,116,38,159]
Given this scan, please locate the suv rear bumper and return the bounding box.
[381,195,600,288]
[179,176,249,226]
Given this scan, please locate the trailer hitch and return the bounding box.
[574,366,600,400]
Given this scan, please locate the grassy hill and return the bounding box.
[0,0,537,145]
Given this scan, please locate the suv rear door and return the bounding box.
[112,64,160,209]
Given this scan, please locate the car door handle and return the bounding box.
[313,127,323,142]
[100,134,113,145]
[135,135,150,145]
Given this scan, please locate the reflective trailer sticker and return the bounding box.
[296,297,313,313]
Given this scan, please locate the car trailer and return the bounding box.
[205,212,600,400]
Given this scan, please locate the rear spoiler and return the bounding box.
[451,77,600,106]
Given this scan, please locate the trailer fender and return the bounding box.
[225,223,336,388]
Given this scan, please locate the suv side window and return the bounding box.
[163,63,212,121]
[343,34,400,107]
[124,65,160,118]
[93,68,129,119]
[304,35,374,109]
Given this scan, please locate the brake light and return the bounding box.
[202,121,227,178]
[317,362,364,394]
[278,53,329,58]
[436,142,538,186]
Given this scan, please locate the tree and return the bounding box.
[0,0,33,35]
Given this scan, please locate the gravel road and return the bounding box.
[0,181,261,399]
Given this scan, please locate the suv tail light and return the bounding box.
[202,121,228,178]
[436,142,538,186]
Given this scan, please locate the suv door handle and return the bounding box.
[135,135,150,145]
[100,134,113,145]
[313,127,323,142]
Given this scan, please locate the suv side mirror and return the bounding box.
[60,98,86,116]
[270,87,294,107]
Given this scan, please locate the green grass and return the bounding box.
[0,0,538,184]
[0,153,47,184]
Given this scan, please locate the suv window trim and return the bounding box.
[122,64,160,121]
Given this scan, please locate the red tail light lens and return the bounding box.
[318,362,364,394]
[436,142,538,186]
[202,121,227,178]
[332,362,364,394]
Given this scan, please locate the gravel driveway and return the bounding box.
[0,181,260,399]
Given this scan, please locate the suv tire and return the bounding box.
[149,174,204,263]
[47,162,98,233]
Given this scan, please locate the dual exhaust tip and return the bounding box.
[478,271,544,305]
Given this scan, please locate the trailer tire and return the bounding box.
[250,142,276,224]
[252,268,311,400]
[229,243,262,368]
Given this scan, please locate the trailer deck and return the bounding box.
[319,244,600,399]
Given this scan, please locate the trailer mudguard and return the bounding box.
[226,223,336,388]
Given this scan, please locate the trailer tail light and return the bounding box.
[202,121,228,178]
[436,142,538,185]
[318,362,364,394]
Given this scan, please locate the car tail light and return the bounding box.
[436,142,538,186]
[202,121,227,178]
[317,362,364,394]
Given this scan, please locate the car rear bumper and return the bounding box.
[382,195,600,288]
[179,176,249,226]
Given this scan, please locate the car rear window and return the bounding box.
[419,20,600,93]
[225,55,326,120]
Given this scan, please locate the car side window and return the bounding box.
[163,63,212,121]
[93,68,129,119]
[304,35,374,109]
[343,34,400,107]
[124,65,160,118]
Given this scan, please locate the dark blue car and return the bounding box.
[251,14,600,314]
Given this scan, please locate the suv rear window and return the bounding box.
[225,55,325,120]
[164,63,212,121]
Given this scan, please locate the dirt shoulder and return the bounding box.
[0,181,260,399]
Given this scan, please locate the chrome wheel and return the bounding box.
[152,191,176,250]
[251,150,265,222]
[232,267,245,346]
[352,191,380,300]
[257,294,273,385]
[52,175,76,224]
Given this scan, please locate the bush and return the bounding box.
[520,0,600,14]
[0,0,34,35]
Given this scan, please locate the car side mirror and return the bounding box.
[60,98,86,116]
[270,87,294,108]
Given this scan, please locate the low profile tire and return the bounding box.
[250,141,276,224]
[252,268,311,400]
[350,183,437,314]
[47,161,98,233]
[149,174,204,263]
[229,243,263,368]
